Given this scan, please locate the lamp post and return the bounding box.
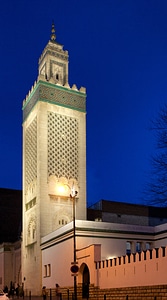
[58,182,78,300]
[70,188,78,300]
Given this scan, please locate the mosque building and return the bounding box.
[1,24,167,298]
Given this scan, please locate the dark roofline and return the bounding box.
[88,199,167,218]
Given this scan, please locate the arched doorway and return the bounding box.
[82,264,90,299]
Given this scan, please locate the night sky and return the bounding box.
[1,0,167,206]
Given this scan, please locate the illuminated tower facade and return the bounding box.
[22,24,86,294]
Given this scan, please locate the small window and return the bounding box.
[44,265,47,277]
[48,264,51,277]
[146,242,150,250]
[44,264,51,277]
[136,242,141,253]
[126,242,131,255]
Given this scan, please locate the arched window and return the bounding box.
[27,218,36,245]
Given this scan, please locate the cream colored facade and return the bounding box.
[22,25,86,295]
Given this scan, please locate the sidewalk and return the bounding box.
[23,296,69,300]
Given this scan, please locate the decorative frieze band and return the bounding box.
[23,81,86,121]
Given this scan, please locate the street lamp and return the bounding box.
[70,187,78,300]
[57,181,78,300]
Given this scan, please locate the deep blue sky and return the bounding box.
[0,0,167,206]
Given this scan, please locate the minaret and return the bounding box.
[22,24,86,295]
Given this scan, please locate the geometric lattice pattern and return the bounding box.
[25,117,37,188]
[47,112,79,180]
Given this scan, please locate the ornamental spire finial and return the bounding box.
[50,22,56,41]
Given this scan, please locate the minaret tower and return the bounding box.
[22,24,86,295]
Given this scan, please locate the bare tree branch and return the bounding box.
[145,104,167,206]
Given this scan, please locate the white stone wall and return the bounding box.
[41,220,157,289]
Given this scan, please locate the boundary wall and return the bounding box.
[77,244,167,290]
[96,246,167,289]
